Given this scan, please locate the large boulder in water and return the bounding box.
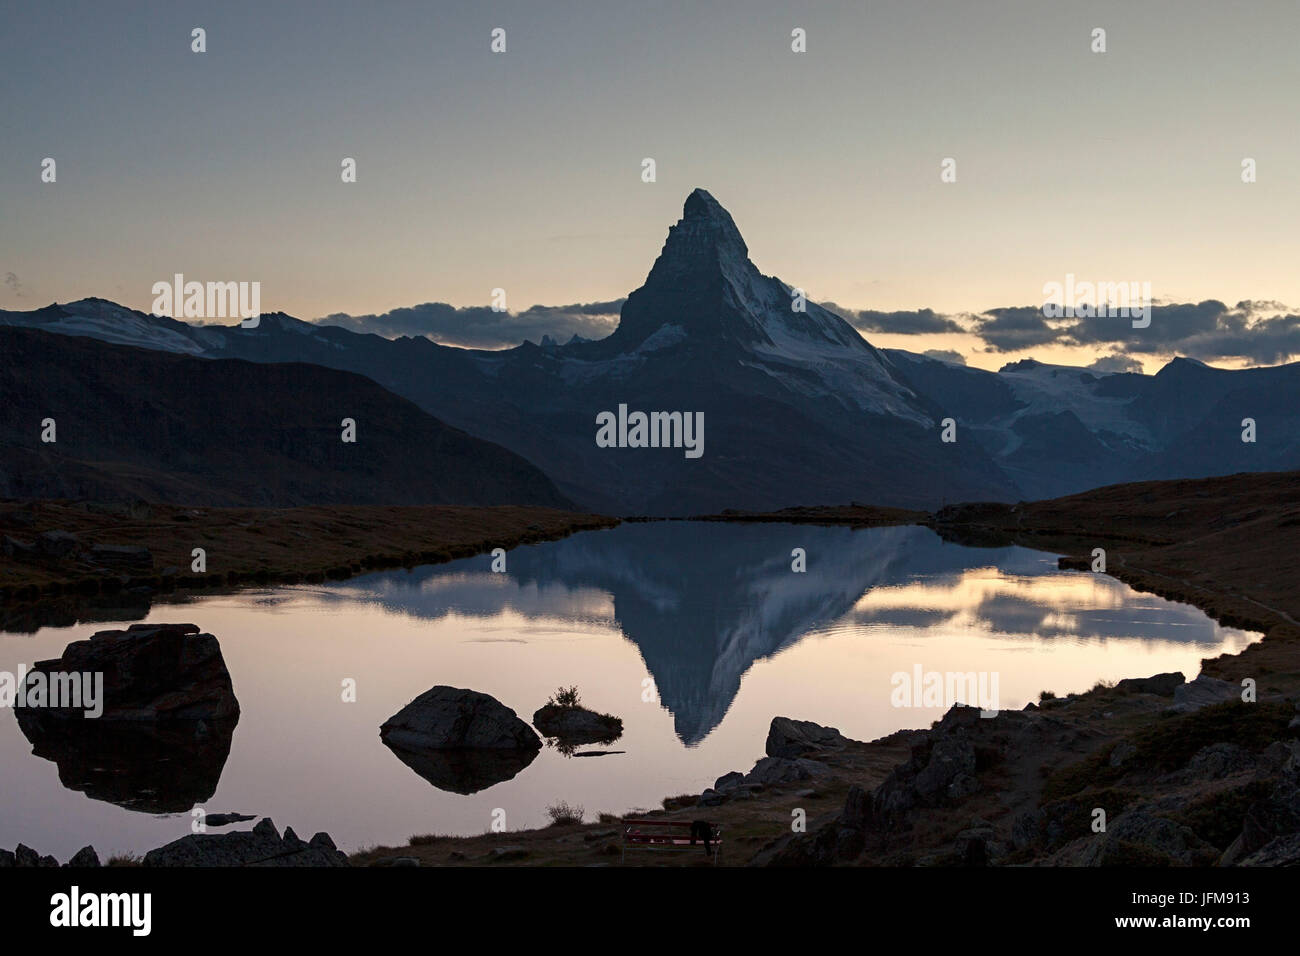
[13,623,240,813]
[381,686,540,752]
[381,686,541,794]
[15,623,239,721]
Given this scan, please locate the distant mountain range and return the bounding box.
[4,188,1298,511]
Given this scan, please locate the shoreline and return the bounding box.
[0,501,620,631]
[350,473,1300,866]
[3,470,1298,865]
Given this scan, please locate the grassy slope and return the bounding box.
[0,499,617,600]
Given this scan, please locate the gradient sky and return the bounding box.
[4,0,1300,371]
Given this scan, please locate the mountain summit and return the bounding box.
[0,190,1017,512]
[604,190,924,419]
[605,187,760,352]
[9,190,1293,512]
[650,187,751,281]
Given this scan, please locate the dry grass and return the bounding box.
[545,801,585,826]
[0,499,617,619]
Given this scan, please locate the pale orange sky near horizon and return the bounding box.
[4,1,1300,374]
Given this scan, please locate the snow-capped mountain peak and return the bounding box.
[588,189,933,422]
[0,298,220,355]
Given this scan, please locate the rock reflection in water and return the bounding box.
[15,713,238,813]
[381,741,538,795]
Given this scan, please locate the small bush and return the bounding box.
[546,801,584,826]
[548,686,581,709]
[1040,690,1057,701]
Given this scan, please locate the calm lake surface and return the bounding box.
[0,522,1260,859]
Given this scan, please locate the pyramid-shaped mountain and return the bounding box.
[397,189,1017,512]
[582,189,933,427]
[10,189,1298,509]
[0,190,1022,512]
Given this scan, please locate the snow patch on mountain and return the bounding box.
[996,360,1152,444]
[635,323,687,353]
[0,299,212,355]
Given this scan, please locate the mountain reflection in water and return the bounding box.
[0,522,1259,858]
[317,523,1245,744]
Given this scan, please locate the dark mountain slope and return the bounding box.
[0,328,569,508]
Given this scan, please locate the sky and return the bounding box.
[3,0,1300,372]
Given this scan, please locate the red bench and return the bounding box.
[621,818,722,865]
